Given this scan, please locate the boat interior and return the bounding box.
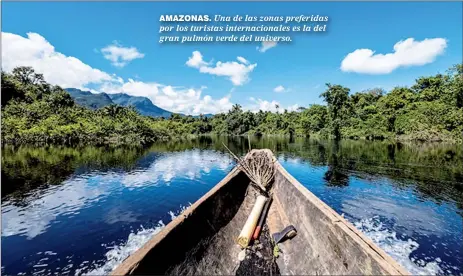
[111,150,409,276]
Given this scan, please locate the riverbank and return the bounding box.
[2,130,462,147]
[2,64,462,146]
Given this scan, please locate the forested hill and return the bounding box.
[1,64,462,145]
[65,88,173,118]
[107,93,173,118]
[64,88,213,119]
[65,88,113,110]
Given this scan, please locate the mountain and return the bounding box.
[65,88,113,109]
[107,94,214,118]
[65,88,214,118]
[108,93,173,118]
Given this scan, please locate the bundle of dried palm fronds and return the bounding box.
[223,144,275,194]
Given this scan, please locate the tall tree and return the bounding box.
[12,66,46,86]
[320,83,350,139]
[447,64,463,108]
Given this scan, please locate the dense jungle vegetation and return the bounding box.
[1,64,462,145]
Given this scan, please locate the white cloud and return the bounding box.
[154,86,233,115]
[100,78,161,98]
[256,41,277,53]
[1,32,114,88]
[237,56,249,64]
[340,38,447,74]
[100,80,233,115]
[1,31,299,116]
[186,51,257,86]
[101,41,145,68]
[251,98,280,112]
[287,104,300,111]
[185,51,209,68]
[2,32,233,116]
[273,85,288,93]
[246,98,299,113]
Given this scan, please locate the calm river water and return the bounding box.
[2,137,462,275]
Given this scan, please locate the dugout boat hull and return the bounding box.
[111,149,410,276]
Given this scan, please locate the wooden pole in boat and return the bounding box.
[237,195,267,248]
[252,197,272,240]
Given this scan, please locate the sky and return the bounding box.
[2,2,462,115]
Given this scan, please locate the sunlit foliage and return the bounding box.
[2,64,462,145]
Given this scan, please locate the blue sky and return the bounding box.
[2,2,462,115]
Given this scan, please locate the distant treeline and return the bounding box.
[1,64,462,145]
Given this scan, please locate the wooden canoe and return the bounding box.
[111,149,410,275]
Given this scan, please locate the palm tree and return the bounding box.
[102,104,124,117]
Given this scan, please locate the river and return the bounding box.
[1,136,462,275]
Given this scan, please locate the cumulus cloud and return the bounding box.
[256,41,277,53]
[99,78,161,98]
[153,86,233,115]
[186,51,257,86]
[246,98,299,113]
[1,32,114,88]
[1,32,233,116]
[2,32,297,116]
[185,51,209,68]
[287,103,300,111]
[237,56,249,64]
[100,80,233,115]
[340,38,447,74]
[101,41,145,68]
[273,85,289,93]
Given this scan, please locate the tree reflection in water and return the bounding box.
[2,136,462,213]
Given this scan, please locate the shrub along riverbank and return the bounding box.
[1,64,462,146]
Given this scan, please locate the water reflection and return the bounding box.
[1,147,234,275]
[1,137,463,276]
[121,150,232,188]
[2,176,109,239]
[1,146,146,204]
[342,195,447,237]
[322,141,350,187]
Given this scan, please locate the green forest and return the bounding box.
[1,64,462,145]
